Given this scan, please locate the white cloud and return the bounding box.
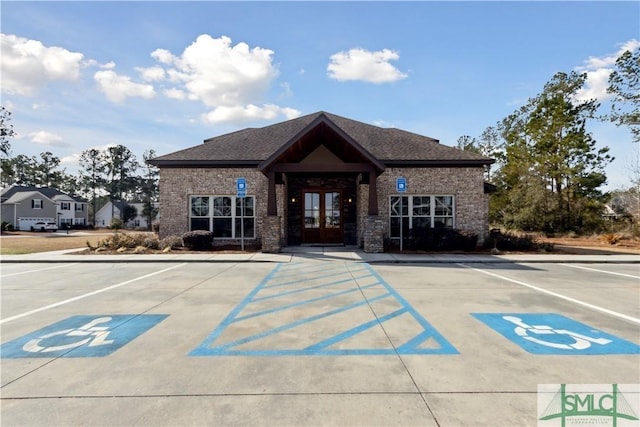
[1,33,84,96]
[94,70,156,103]
[29,130,68,147]
[146,34,299,124]
[327,48,408,84]
[136,65,165,82]
[164,87,186,100]
[164,35,278,106]
[202,104,300,125]
[151,48,174,65]
[575,38,640,102]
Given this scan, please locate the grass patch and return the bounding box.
[1,234,108,255]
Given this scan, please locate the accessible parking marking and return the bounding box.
[0,314,169,358]
[191,262,457,356]
[473,313,640,354]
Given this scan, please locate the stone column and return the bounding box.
[262,216,282,253]
[363,215,384,253]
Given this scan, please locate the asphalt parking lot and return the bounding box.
[1,257,639,426]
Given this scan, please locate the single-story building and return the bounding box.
[150,111,494,252]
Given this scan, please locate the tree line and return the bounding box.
[457,48,639,234]
[0,110,159,228]
[1,48,638,235]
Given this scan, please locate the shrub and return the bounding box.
[600,233,620,245]
[110,217,124,230]
[143,236,160,249]
[160,235,183,250]
[95,232,159,251]
[407,227,478,252]
[182,230,213,251]
[484,230,541,252]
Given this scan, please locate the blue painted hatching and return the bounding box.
[191,263,457,356]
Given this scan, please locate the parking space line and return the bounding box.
[1,263,78,278]
[457,263,640,325]
[0,263,187,325]
[561,263,640,279]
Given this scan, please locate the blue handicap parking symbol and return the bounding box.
[1,314,168,358]
[473,313,640,355]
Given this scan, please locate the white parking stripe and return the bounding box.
[561,263,640,279]
[457,263,640,325]
[0,263,186,325]
[1,263,79,278]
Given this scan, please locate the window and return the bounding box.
[189,195,255,239]
[32,199,42,209]
[75,204,84,211]
[61,218,73,225]
[389,195,454,238]
[61,202,71,210]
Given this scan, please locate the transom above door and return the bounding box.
[302,189,343,244]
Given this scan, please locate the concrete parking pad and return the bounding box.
[1,258,638,426]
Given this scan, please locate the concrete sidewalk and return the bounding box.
[1,245,639,263]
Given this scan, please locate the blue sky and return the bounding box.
[2,1,638,190]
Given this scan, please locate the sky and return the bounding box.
[1,1,638,190]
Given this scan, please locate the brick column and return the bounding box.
[261,216,282,253]
[363,215,384,253]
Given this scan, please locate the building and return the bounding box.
[95,201,158,229]
[150,111,494,252]
[0,185,88,230]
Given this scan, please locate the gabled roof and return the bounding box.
[0,185,87,204]
[150,111,493,168]
[2,190,55,205]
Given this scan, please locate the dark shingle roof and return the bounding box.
[0,185,87,203]
[150,111,493,166]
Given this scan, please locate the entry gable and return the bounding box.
[258,113,384,174]
[300,144,344,165]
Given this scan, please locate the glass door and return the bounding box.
[302,190,343,244]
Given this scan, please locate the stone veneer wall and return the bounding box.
[158,166,489,247]
[360,167,488,245]
[157,168,271,241]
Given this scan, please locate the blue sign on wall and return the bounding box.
[396,177,407,193]
[237,177,246,198]
[1,314,168,358]
[473,313,640,355]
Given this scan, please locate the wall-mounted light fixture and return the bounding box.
[347,198,353,203]
[291,197,296,203]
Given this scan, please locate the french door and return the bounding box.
[302,189,343,244]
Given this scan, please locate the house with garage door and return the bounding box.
[150,111,494,252]
[0,185,89,230]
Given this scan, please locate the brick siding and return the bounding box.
[158,166,489,246]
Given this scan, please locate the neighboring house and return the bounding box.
[0,185,88,230]
[150,111,494,252]
[95,201,158,229]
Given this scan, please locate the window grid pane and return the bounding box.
[190,195,256,238]
[191,196,209,217]
[389,195,454,238]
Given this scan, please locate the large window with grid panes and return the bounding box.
[389,195,454,239]
[189,195,255,239]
